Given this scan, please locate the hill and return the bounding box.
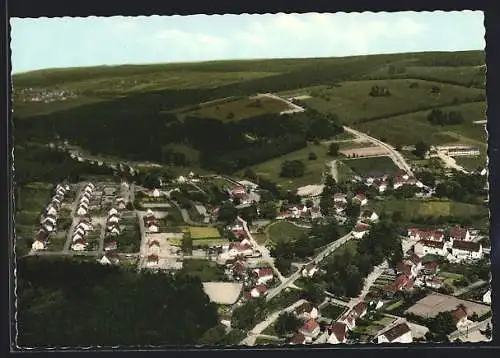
[13,50,485,180]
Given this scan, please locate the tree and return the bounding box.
[197,325,227,345]
[280,160,306,178]
[328,143,340,156]
[275,312,302,337]
[259,201,278,219]
[308,152,317,161]
[414,141,429,159]
[232,301,260,330]
[483,323,492,339]
[428,311,456,336]
[217,202,238,224]
[275,256,292,276]
[301,282,326,305]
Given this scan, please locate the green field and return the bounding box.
[355,101,487,147]
[248,142,332,191]
[177,95,290,122]
[370,199,488,220]
[187,226,221,240]
[266,221,310,244]
[343,156,399,176]
[178,259,226,281]
[455,156,487,171]
[192,238,229,247]
[295,79,483,124]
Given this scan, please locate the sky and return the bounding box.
[10,11,485,74]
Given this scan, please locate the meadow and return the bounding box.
[342,156,400,176]
[266,221,310,244]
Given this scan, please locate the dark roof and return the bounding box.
[295,302,315,315]
[423,261,439,270]
[451,307,468,322]
[419,239,445,249]
[352,301,367,316]
[408,254,422,265]
[381,323,411,342]
[450,226,469,240]
[452,240,481,252]
[37,230,49,242]
[329,322,347,341]
[290,332,306,344]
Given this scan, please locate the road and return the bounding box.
[240,299,307,346]
[343,126,414,176]
[448,317,492,341]
[266,231,354,301]
[253,93,305,115]
[169,200,207,227]
[329,160,339,182]
[436,152,470,174]
[452,279,487,297]
[357,260,389,301]
[62,183,85,253]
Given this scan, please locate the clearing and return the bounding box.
[342,156,400,177]
[179,259,226,281]
[266,221,310,244]
[187,226,221,240]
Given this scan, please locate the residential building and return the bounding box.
[250,284,267,298]
[413,239,448,257]
[253,267,274,285]
[289,332,307,345]
[339,311,357,331]
[327,322,348,344]
[295,302,319,320]
[146,254,159,268]
[483,289,491,304]
[71,238,86,251]
[99,252,120,265]
[353,223,371,239]
[451,240,483,261]
[228,242,253,258]
[351,301,368,319]
[422,261,440,276]
[352,194,368,206]
[425,276,443,289]
[299,319,321,342]
[108,208,118,216]
[333,193,347,204]
[302,263,319,278]
[449,226,471,241]
[360,210,379,223]
[408,229,445,242]
[377,322,413,344]
[451,307,468,329]
[31,239,46,251]
[148,222,159,233]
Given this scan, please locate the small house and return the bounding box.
[352,301,367,319]
[46,205,58,217]
[289,332,307,345]
[76,206,88,216]
[451,307,468,329]
[377,322,413,344]
[302,263,319,278]
[413,239,447,257]
[327,322,348,344]
[451,240,483,261]
[250,284,267,298]
[483,289,491,304]
[151,188,161,198]
[360,210,379,223]
[71,238,86,251]
[339,312,356,331]
[107,214,120,224]
[31,239,46,251]
[422,261,440,276]
[449,226,471,241]
[299,319,321,342]
[99,252,120,265]
[295,302,319,320]
[104,240,117,251]
[353,223,371,239]
[333,193,347,204]
[425,276,443,289]
[146,254,159,268]
[108,208,118,216]
[253,267,274,285]
[352,194,368,206]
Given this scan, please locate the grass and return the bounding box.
[297,79,483,124]
[320,304,347,320]
[385,300,404,311]
[192,238,229,247]
[253,233,268,245]
[336,161,357,183]
[355,101,487,147]
[455,157,487,172]
[177,95,291,122]
[369,198,488,220]
[248,142,333,191]
[343,156,400,176]
[178,259,226,281]
[187,226,221,240]
[266,221,310,244]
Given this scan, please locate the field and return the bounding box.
[295,79,483,124]
[455,156,487,172]
[369,199,488,220]
[355,101,487,147]
[192,238,229,247]
[176,95,291,122]
[342,156,400,176]
[405,292,490,319]
[178,259,226,281]
[187,226,221,240]
[266,221,310,244]
[340,146,390,158]
[248,142,332,191]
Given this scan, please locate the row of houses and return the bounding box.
[71,217,95,251]
[31,183,71,251]
[355,170,425,194]
[76,183,95,216]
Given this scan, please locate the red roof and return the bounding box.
[354,193,366,201]
[147,254,159,262]
[149,240,160,247]
[451,307,467,322]
[450,226,468,240]
[452,240,480,252]
[396,262,412,276]
[408,254,422,265]
[423,261,439,271]
[354,223,371,232]
[255,267,274,277]
[394,275,410,290]
[329,322,347,341]
[229,242,252,251]
[254,284,267,294]
[303,318,319,331]
[419,239,445,249]
[290,332,306,344]
[352,301,367,316]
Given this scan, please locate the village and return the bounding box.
[27,146,492,346]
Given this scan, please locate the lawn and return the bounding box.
[297,79,483,124]
[343,156,400,176]
[320,304,347,321]
[248,142,333,191]
[253,233,268,245]
[369,199,488,221]
[455,157,487,172]
[266,221,310,244]
[178,259,226,281]
[355,101,487,147]
[385,299,404,311]
[115,223,141,253]
[192,238,229,247]
[177,95,290,122]
[187,226,221,240]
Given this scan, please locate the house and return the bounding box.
[117,201,127,210]
[408,254,423,270]
[425,276,443,289]
[374,182,388,193]
[146,254,159,268]
[451,240,483,261]
[145,209,155,218]
[108,208,118,216]
[483,289,491,304]
[108,226,121,236]
[295,302,319,320]
[451,307,468,329]
[299,319,321,342]
[107,214,120,224]
[327,322,348,344]
[339,312,356,331]
[302,263,319,278]
[250,284,267,298]
[353,223,371,239]
[148,222,159,233]
[408,229,445,242]
[41,215,57,227]
[228,242,253,257]
[230,261,248,280]
[104,240,117,251]
[71,238,86,251]
[360,210,379,223]
[289,332,307,345]
[377,322,413,344]
[253,267,274,285]
[352,194,368,206]
[335,202,347,214]
[31,239,46,251]
[352,301,367,319]
[46,205,58,217]
[151,188,161,198]
[230,186,247,199]
[77,221,93,232]
[333,193,347,204]
[99,252,120,265]
[422,261,440,276]
[449,226,471,241]
[76,206,88,216]
[73,227,86,238]
[413,239,447,257]
[42,222,55,233]
[72,232,84,242]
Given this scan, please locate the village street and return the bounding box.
[240,299,307,346]
[95,216,107,255]
[436,152,470,173]
[357,260,389,301]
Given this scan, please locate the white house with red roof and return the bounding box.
[71,238,87,251]
[299,319,321,342]
[253,267,274,285]
[353,222,371,239]
[351,301,368,319]
[31,239,46,251]
[413,239,449,257]
[250,284,267,298]
[145,254,159,268]
[302,263,319,278]
[352,194,368,206]
[333,193,348,204]
[339,311,357,331]
[327,322,348,344]
[228,242,253,258]
[407,228,445,241]
[451,240,483,262]
[377,322,413,344]
[148,221,159,233]
[449,226,471,242]
[295,302,319,320]
[46,205,58,217]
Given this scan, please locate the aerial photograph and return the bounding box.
[11,11,491,348]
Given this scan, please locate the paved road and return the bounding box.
[240,299,307,346]
[452,279,487,297]
[343,126,414,176]
[266,231,354,302]
[62,183,85,253]
[448,317,492,341]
